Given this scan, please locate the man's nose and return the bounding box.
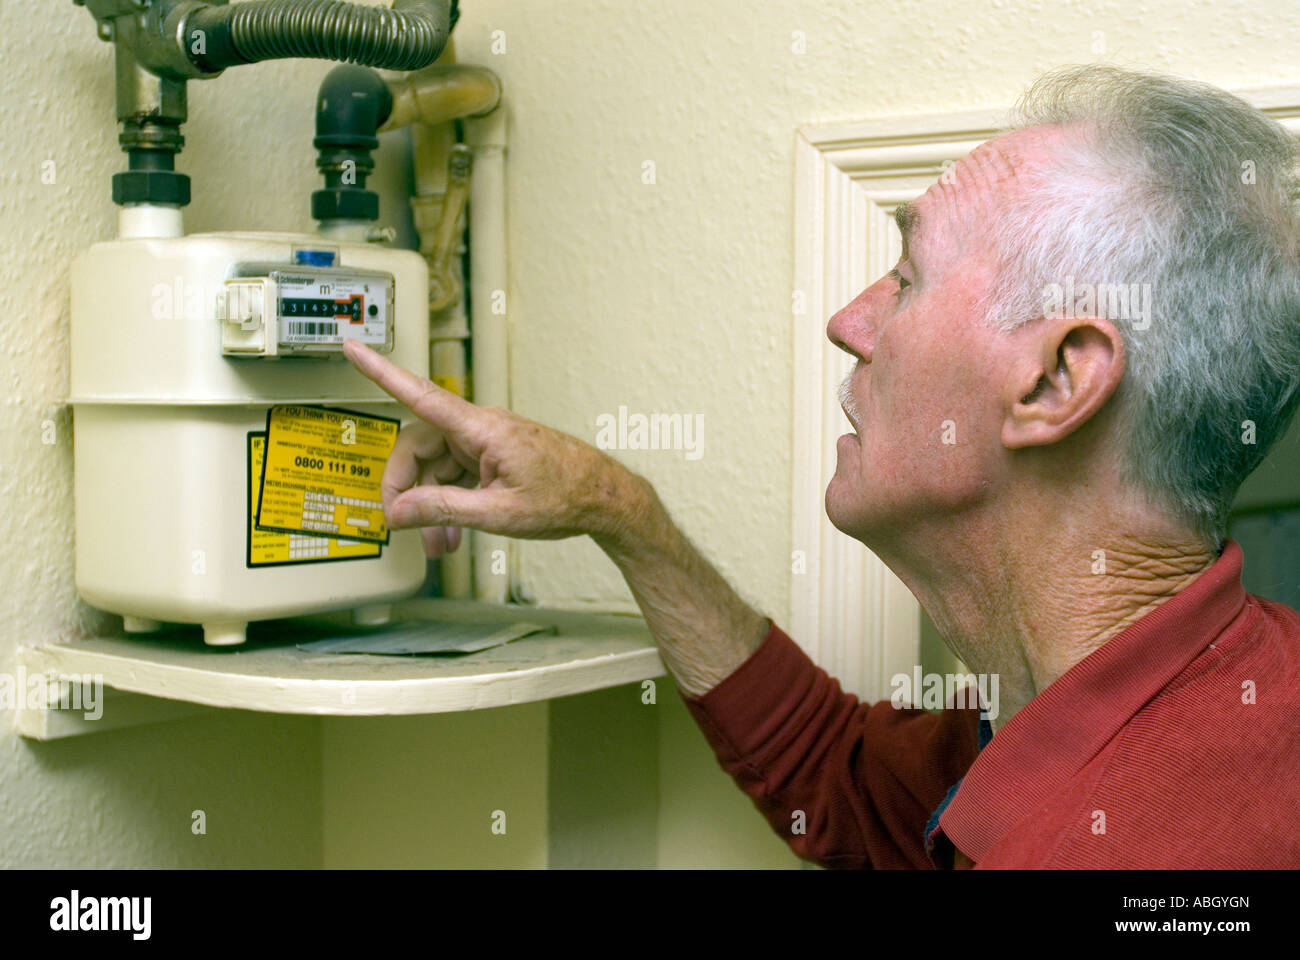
[826,286,878,362]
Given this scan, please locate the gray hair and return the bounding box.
[983,65,1300,549]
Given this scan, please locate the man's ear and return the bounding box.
[1002,316,1125,450]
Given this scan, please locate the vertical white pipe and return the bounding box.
[315,219,374,243]
[118,204,183,239]
[410,119,474,598]
[463,108,510,603]
[432,328,474,597]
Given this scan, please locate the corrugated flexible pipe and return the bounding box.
[186,0,456,73]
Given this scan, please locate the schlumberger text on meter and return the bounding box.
[218,262,396,358]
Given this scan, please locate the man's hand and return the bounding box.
[344,338,769,697]
[343,339,636,558]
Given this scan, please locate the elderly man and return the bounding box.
[345,65,1300,869]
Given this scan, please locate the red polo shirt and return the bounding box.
[680,540,1300,868]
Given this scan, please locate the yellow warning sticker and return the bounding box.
[247,433,381,567]
[255,405,399,544]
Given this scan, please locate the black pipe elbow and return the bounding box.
[311,65,393,224]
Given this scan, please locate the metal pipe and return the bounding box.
[77,0,458,211]
[186,0,453,73]
[382,64,501,132]
[463,107,510,603]
[378,49,506,600]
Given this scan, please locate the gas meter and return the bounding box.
[71,233,429,647]
[69,0,457,645]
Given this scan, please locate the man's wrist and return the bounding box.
[588,462,657,560]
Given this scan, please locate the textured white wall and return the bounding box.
[452,0,1300,628]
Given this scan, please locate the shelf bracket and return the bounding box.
[13,647,215,740]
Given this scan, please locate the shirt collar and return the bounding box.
[937,538,1250,864]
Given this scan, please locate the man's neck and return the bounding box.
[881,500,1217,734]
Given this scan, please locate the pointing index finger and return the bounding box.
[344,340,485,438]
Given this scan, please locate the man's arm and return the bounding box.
[588,466,769,697]
[341,340,979,867]
[342,339,768,697]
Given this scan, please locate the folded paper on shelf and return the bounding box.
[295,620,557,655]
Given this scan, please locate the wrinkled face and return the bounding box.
[824,129,1060,546]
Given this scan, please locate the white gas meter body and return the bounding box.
[69,231,428,646]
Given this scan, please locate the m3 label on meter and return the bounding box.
[255,405,399,544]
[273,269,394,354]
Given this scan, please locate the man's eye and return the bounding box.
[888,269,911,295]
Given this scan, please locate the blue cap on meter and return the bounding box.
[293,249,337,267]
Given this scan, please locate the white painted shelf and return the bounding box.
[14,600,664,739]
